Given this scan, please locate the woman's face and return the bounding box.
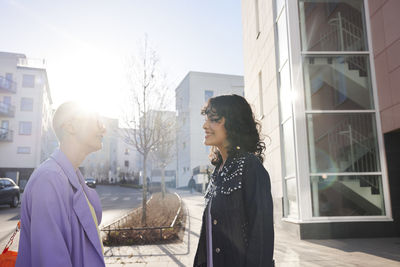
[203,114,228,148]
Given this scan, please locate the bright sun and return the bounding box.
[49,46,126,120]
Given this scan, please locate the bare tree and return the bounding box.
[122,36,171,226]
[150,111,176,198]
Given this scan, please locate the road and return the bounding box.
[97,185,143,227]
[0,185,142,251]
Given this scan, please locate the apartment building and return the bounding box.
[82,116,118,183]
[116,127,140,183]
[0,52,55,188]
[175,71,244,188]
[241,0,399,238]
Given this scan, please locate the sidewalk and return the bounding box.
[105,190,400,267]
[105,189,202,266]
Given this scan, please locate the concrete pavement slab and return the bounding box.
[104,189,400,267]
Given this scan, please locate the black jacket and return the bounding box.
[194,153,274,267]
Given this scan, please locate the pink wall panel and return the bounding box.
[369,0,400,133]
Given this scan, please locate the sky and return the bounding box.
[0,0,244,119]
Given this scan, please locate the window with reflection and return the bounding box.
[307,113,380,173]
[303,55,374,110]
[311,175,385,216]
[299,0,368,52]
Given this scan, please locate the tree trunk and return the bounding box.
[161,166,166,198]
[141,153,148,226]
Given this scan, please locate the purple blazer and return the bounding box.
[16,150,105,267]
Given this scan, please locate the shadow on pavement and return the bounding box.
[308,238,400,262]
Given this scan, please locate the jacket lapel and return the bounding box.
[76,170,102,224]
[50,150,104,259]
[72,188,104,259]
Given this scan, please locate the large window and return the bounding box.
[303,55,374,110]
[204,90,214,102]
[275,0,298,218]
[5,73,13,81]
[307,113,380,174]
[299,0,385,217]
[310,175,385,216]
[22,74,35,88]
[21,97,34,111]
[299,0,368,52]
[19,121,32,135]
[17,147,31,154]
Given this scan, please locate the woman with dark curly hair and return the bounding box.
[193,94,274,267]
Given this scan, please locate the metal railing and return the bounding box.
[0,102,15,117]
[318,12,364,51]
[314,115,378,173]
[101,193,183,241]
[17,57,46,69]
[0,76,17,93]
[0,128,13,142]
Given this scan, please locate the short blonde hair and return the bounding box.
[52,102,85,141]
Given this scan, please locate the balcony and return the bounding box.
[0,76,17,93]
[0,102,15,117]
[17,57,46,69]
[0,128,13,142]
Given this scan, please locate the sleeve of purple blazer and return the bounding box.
[29,171,73,267]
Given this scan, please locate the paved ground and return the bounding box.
[2,186,399,266]
[97,185,143,227]
[104,190,202,267]
[0,185,143,252]
[105,189,400,267]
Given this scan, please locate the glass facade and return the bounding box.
[311,175,385,216]
[307,113,380,173]
[299,0,368,52]
[275,0,298,218]
[298,0,386,217]
[286,178,298,217]
[303,55,374,110]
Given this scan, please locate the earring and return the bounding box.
[236,146,241,150]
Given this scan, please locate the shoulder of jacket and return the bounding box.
[27,160,69,191]
[241,152,262,167]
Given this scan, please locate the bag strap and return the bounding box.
[2,221,20,254]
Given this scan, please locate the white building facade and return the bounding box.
[175,71,244,188]
[0,52,55,189]
[241,0,397,238]
[115,128,140,183]
[82,116,118,183]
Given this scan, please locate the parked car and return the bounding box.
[85,177,96,188]
[0,178,20,208]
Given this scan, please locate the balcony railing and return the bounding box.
[0,102,15,117]
[0,128,13,142]
[17,58,46,69]
[0,76,17,93]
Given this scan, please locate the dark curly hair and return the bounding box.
[201,94,266,165]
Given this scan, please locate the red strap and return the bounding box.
[1,221,20,254]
